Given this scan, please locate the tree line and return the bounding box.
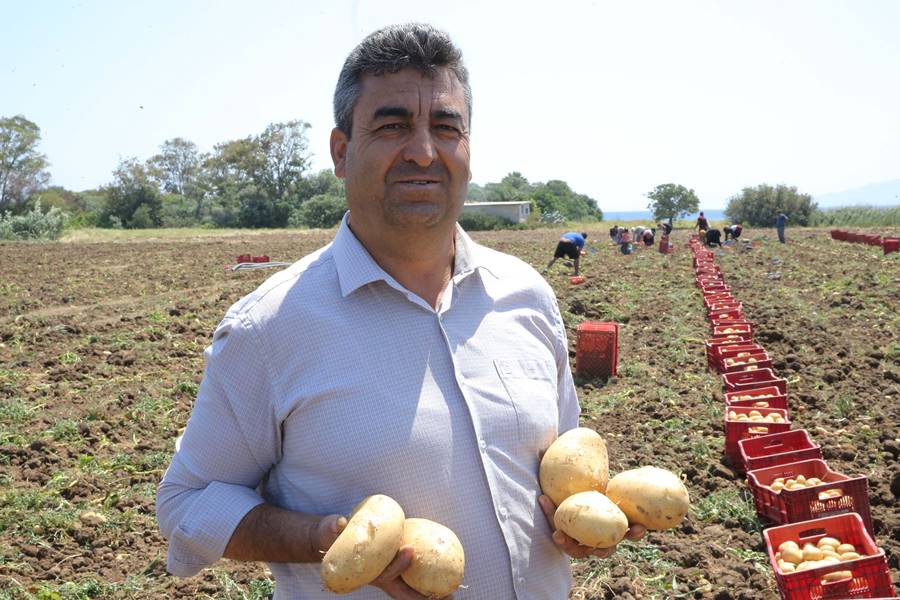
[0,115,603,233]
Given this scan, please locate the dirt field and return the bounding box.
[1,226,898,599]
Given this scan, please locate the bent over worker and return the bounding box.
[547,231,588,276]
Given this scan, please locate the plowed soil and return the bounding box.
[1,226,897,599]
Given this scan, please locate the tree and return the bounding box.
[289,193,347,228]
[646,183,700,224]
[148,138,204,217]
[532,180,603,221]
[255,120,312,203]
[103,158,162,228]
[725,184,817,226]
[0,115,51,209]
[298,169,345,202]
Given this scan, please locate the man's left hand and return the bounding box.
[538,494,646,559]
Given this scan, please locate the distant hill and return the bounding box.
[814,179,900,208]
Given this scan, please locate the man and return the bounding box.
[776,210,788,243]
[705,228,722,247]
[547,231,588,275]
[156,24,642,600]
[696,211,709,231]
[659,221,672,236]
[724,223,742,241]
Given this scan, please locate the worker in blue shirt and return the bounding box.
[546,231,587,275]
[775,210,788,243]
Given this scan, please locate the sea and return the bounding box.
[602,209,726,222]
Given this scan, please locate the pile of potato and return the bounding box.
[727,409,786,424]
[730,392,777,402]
[320,494,464,597]
[539,428,690,549]
[766,474,843,499]
[724,356,759,367]
[775,536,863,581]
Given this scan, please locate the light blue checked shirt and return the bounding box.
[157,214,580,599]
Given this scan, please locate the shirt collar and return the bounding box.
[332,212,496,298]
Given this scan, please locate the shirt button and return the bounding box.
[518,577,526,586]
[479,439,487,452]
[499,506,508,519]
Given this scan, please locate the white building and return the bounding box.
[460,201,532,223]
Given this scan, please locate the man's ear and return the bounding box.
[330,128,349,178]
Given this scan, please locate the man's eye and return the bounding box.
[435,124,461,133]
[379,123,406,131]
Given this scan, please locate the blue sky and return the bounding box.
[2,0,899,210]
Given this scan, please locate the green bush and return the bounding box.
[0,202,68,240]
[725,184,816,226]
[457,211,517,231]
[289,194,347,229]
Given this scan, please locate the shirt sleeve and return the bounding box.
[547,296,580,433]
[156,314,281,576]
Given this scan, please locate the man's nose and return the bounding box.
[401,124,436,167]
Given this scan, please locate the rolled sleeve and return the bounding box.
[163,481,265,576]
[156,314,282,575]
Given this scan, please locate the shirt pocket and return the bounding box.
[493,358,559,452]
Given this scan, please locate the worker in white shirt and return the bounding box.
[156,23,644,600]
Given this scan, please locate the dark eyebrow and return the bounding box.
[433,109,463,121]
[372,106,412,120]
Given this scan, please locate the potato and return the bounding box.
[778,540,799,554]
[780,545,803,564]
[605,466,690,530]
[802,544,823,561]
[554,491,629,548]
[399,518,465,598]
[817,536,840,549]
[539,427,609,506]
[836,543,856,554]
[821,570,852,582]
[321,494,406,594]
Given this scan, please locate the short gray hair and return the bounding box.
[333,23,472,137]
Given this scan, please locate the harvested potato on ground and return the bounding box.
[539,427,609,506]
[321,494,406,594]
[605,466,690,530]
[400,518,465,598]
[553,491,628,548]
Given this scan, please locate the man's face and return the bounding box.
[330,67,471,240]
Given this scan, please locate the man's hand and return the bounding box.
[310,514,348,556]
[371,546,453,599]
[538,494,646,559]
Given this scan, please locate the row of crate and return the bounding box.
[688,236,896,600]
[829,230,899,255]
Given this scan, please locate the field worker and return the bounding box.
[705,228,722,247]
[641,228,655,247]
[546,231,588,275]
[724,223,742,241]
[659,221,672,236]
[696,212,709,231]
[156,23,643,600]
[632,225,646,240]
[775,210,788,243]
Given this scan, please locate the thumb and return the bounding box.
[315,514,348,552]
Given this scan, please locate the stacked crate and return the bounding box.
[688,236,895,599]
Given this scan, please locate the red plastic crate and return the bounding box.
[830,230,840,240]
[709,311,746,325]
[704,293,735,308]
[747,459,875,536]
[724,406,791,468]
[713,322,753,338]
[865,235,882,246]
[705,338,753,369]
[723,367,786,394]
[711,343,766,371]
[236,254,252,263]
[725,386,789,414]
[708,300,743,312]
[575,322,618,379]
[739,429,823,472]
[722,353,772,374]
[763,513,893,600]
[884,237,899,254]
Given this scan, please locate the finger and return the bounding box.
[316,515,347,551]
[591,546,616,559]
[625,524,647,541]
[538,495,556,523]
[551,530,593,559]
[371,545,415,587]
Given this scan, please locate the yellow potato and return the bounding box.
[749,410,762,417]
[780,545,803,564]
[817,537,840,549]
[554,491,629,548]
[795,475,806,484]
[605,466,690,530]
[839,552,861,562]
[539,427,609,506]
[802,544,823,561]
[821,570,852,582]
[836,543,856,554]
[779,561,796,573]
[806,478,822,486]
[778,540,799,554]
[320,494,406,594]
[399,518,465,598]
[770,481,785,492]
